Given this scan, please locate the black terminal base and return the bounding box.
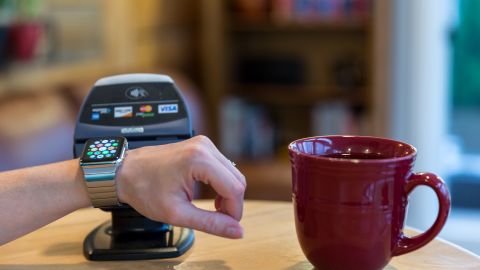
[83,208,194,261]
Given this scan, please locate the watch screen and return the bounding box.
[80,137,126,162]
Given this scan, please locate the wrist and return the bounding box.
[115,164,129,205]
[69,159,92,209]
[115,148,137,205]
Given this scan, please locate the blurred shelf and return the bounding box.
[231,19,369,34]
[200,158,292,201]
[232,84,366,106]
[0,0,173,99]
[237,159,292,201]
[0,60,133,98]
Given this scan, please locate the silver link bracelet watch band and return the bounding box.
[80,138,127,208]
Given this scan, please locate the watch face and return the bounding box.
[80,137,126,163]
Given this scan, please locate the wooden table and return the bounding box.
[0,200,479,269]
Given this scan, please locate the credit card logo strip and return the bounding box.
[135,112,155,118]
[114,106,133,118]
[136,104,155,118]
[139,105,153,113]
[158,104,178,114]
[91,112,100,121]
[92,107,111,114]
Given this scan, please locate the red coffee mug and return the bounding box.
[288,136,451,270]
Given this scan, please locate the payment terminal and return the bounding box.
[73,74,194,260]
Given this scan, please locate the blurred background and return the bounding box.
[0,0,478,255]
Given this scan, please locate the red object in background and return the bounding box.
[289,136,451,270]
[234,0,269,22]
[9,22,42,61]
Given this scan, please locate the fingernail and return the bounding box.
[226,226,244,239]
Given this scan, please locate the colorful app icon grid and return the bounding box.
[87,139,120,160]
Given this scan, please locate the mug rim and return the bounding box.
[288,135,417,164]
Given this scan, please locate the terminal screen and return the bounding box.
[79,83,187,126]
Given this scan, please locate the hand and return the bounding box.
[116,135,246,239]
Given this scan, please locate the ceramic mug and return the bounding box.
[288,136,451,270]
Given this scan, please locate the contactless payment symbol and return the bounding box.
[114,106,133,118]
[126,86,149,100]
[158,104,178,114]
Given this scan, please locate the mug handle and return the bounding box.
[392,172,451,256]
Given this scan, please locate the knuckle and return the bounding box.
[186,144,208,161]
[193,135,213,146]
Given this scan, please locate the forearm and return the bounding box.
[0,159,90,245]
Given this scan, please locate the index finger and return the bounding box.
[173,202,244,239]
[192,156,245,221]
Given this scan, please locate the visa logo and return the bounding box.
[158,104,178,114]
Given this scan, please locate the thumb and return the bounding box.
[173,202,244,239]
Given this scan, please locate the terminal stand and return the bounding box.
[83,208,194,260]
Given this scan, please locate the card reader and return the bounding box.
[73,73,194,260]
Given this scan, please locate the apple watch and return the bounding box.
[79,136,128,208]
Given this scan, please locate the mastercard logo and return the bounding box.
[139,105,153,113]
